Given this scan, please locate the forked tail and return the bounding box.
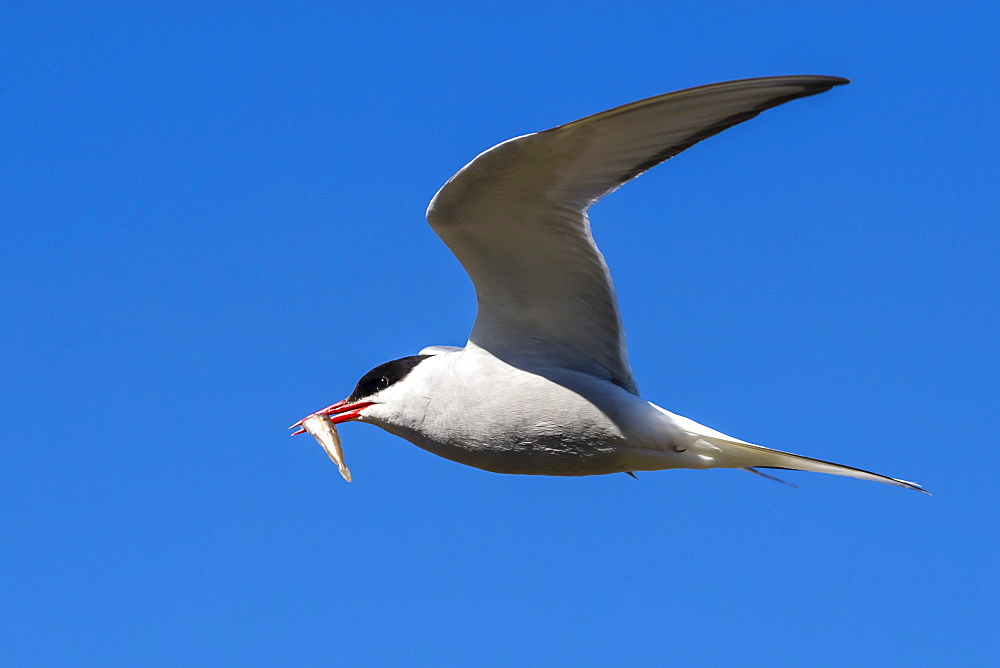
[658,407,927,493]
[705,434,928,493]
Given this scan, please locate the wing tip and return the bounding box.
[811,75,851,87]
[802,75,851,94]
[894,478,931,495]
[757,74,850,87]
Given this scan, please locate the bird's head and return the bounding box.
[291,354,433,432]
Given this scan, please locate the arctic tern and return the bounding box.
[292,75,925,492]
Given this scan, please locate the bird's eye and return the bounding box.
[376,376,390,390]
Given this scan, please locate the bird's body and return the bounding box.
[361,344,675,476]
[295,75,925,492]
[357,344,919,488]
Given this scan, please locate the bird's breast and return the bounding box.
[367,353,678,476]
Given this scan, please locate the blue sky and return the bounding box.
[3,2,998,665]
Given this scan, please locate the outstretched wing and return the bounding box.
[426,76,848,394]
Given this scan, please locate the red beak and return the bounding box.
[289,399,375,435]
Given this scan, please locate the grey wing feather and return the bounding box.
[427,76,848,393]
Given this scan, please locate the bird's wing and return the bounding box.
[426,76,848,394]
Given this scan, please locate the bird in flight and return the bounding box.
[293,75,925,492]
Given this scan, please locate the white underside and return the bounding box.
[358,347,925,492]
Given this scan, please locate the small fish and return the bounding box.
[301,413,352,482]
